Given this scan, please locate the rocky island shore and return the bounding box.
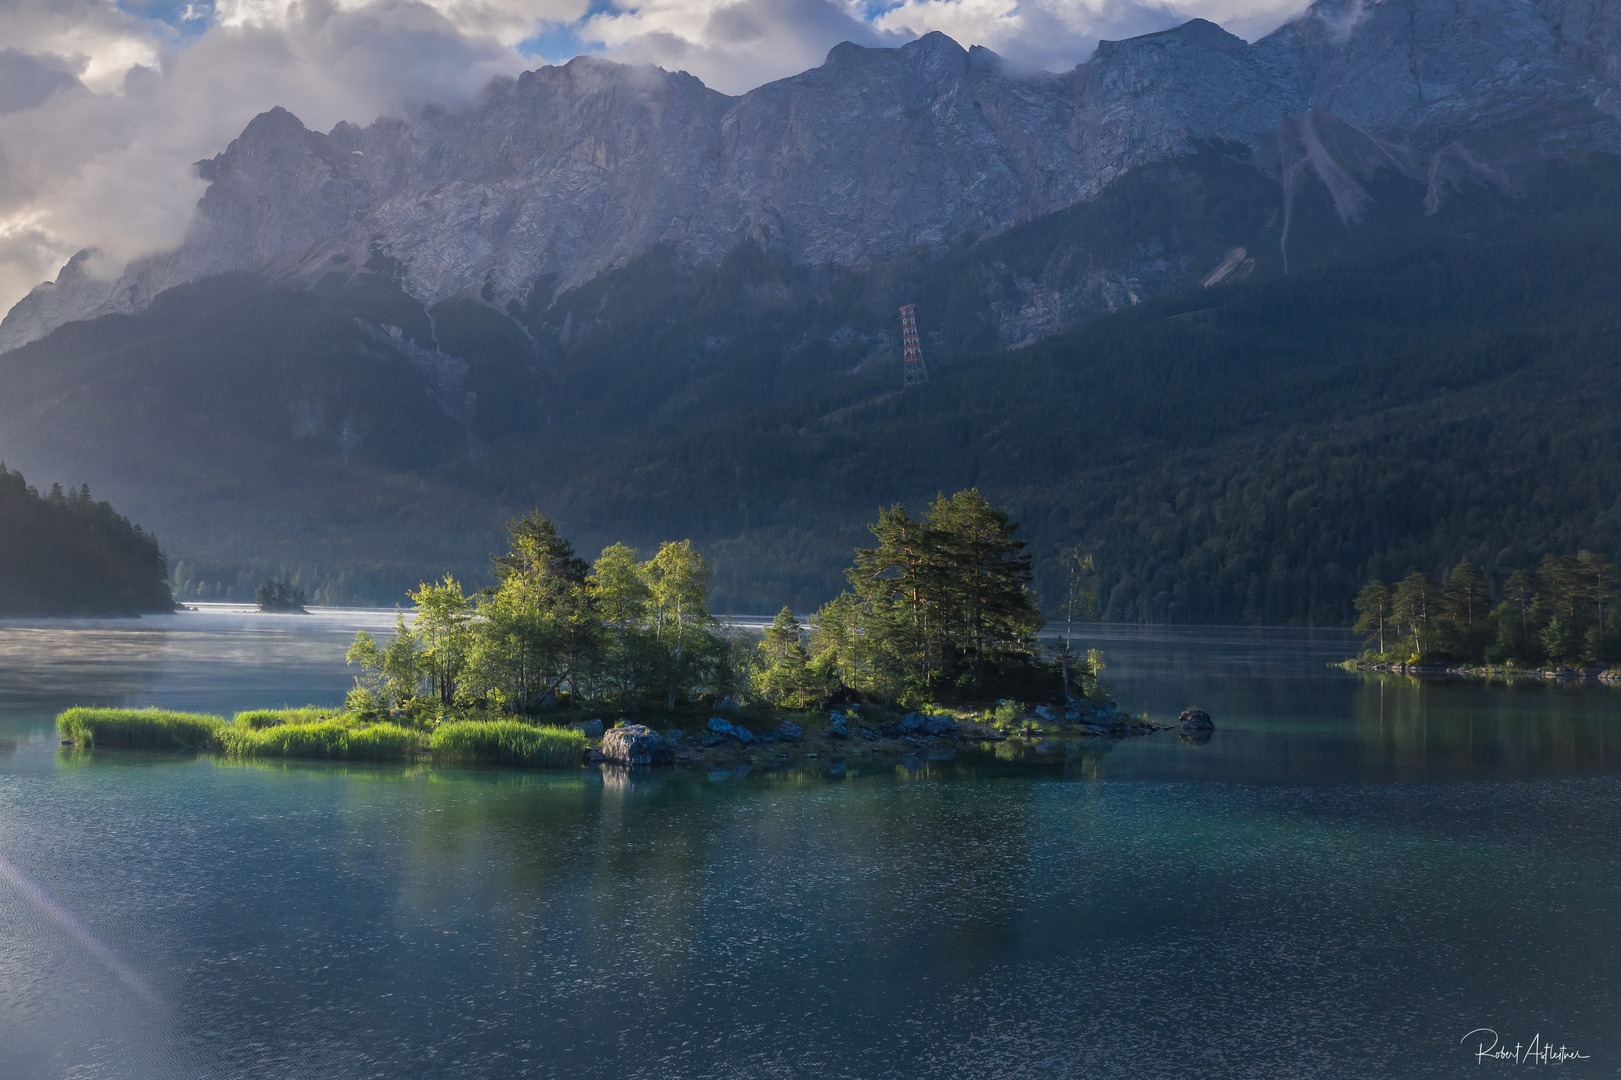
[580,699,1199,771]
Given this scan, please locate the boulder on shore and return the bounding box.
[707,717,753,743]
[600,724,674,765]
[572,718,604,738]
[773,720,804,742]
[1178,708,1214,732]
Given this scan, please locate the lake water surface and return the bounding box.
[1,608,1618,1077]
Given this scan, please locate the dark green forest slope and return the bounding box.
[2,149,1620,620]
[0,467,173,615]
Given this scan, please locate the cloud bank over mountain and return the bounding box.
[0,0,1309,314]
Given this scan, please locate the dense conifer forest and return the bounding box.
[4,151,1621,621]
[0,465,173,615]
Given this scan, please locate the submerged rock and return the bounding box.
[600,724,674,765]
[1178,708,1214,732]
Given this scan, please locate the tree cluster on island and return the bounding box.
[255,579,309,613]
[0,465,173,616]
[1353,553,1621,668]
[344,489,1099,725]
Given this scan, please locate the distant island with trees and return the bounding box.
[1350,553,1621,675]
[0,464,174,616]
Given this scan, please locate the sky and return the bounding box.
[0,0,1313,316]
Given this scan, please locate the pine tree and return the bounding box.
[1441,563,1490,661]
[1392,572,1442,660]
[1352,579,1393,656]
[922,490,1042,680]
[753,608,819,708]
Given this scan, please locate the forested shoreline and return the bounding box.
[1352,552,1621,670]
[0,465,173,616]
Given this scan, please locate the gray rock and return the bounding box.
[1033,705,1055,721]
[901,712,926,732]
[700,734,729,748]
[858,726,879,742]
[822,722,850,740]
[919,715,959,737]
[600,724,674,765]
[773,720,804,742]
[707,717,735,735]
[731,724,755,744]
[15,0,1619,354]
[571,719,604,738]
[1178,708,1214,731]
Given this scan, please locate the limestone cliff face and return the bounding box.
[4,0,1619,353]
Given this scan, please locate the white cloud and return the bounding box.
[0,0,1312,315]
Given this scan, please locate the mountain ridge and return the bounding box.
[6,0,1621,353]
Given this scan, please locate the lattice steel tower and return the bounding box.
[898,303,929,388]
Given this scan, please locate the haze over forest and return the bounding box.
[3,0,1621,622]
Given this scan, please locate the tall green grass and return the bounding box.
[233,707,340,730]
[218,721,420,761]
[57,708,224,749]
[430,721,586,768]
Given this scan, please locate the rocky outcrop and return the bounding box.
[6,0,1620,353]
[1178,708,1215,731]
[599,724,674,765]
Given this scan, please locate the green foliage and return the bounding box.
[347,516,737,717]
[1352,580,1393,656]
[233,707,338,729]
[428,721,585,768]
[0,468,172,615]
[751,608,820,708]
[1361,552,1621,666]
[56,707,224,749]
[218,720,421,761]
[838,490,1044,699]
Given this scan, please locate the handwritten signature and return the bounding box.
[1462,1029,1590,1065]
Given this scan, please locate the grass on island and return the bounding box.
[56,707,225,749]
[233,707,341,729]
[57,707,587,768]
[217,719,422,762]
[429,720,586,768]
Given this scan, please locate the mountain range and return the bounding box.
[7,0,1621,352]
[3,0,1621,619]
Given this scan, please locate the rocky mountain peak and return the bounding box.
[4,0,1619,354]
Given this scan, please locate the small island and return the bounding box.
[255,579,309,613]
[1345,555,1621,680]
[58,492,1175,769]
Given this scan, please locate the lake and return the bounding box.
[1,607,1617,1077]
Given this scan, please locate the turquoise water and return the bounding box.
[1,609,1617,1077]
